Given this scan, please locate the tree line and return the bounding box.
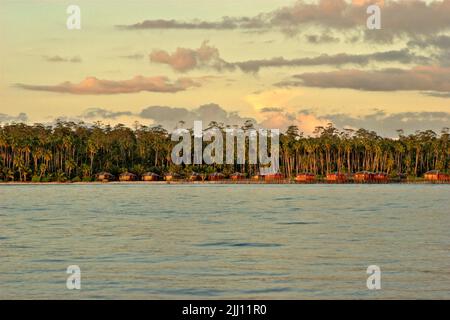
[0,120,448,182]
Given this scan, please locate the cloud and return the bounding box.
[117,16,267,31]
[151,42,426,73]
[118,0,450,41]
[139,106,191,122]
[149,41,227,72]
[118,0,358,32]
[408,35,450,50]
[422,91,450,98]
[230,49,427,73]
[15,75,201,95]
[260,107,284,113]
[258,109,450,137]
[43,55,82,63]
[80,108,134,119]
[305,34,340,44]
[119,54,145,60]
[324,110,450,136]
[278,66,450,92]
[136,104,325,135]
[408,34,450,66]
[5,108,450,138]
[0,113,28,123]
[269,0,450,41]
[259,110,330,134]
[139,103,255,129]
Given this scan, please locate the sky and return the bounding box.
[0,0,449,136]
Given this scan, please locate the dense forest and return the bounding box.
[0,120,448,182]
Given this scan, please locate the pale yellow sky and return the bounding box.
[0,0,449,135]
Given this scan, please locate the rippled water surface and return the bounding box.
[1,184,449,299]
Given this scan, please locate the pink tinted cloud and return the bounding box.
[149,41,226,72]
[16,75,201,95]
[259,110,331,135]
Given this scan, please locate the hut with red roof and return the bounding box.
[424,170,449,182]
[354,171,374,182]
[295,173,316,182]
[326,172,347,183]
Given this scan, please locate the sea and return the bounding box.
[1,184,449,299]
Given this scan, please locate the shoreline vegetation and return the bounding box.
[0,121,449,184]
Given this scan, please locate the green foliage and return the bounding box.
[0,121,448,182]
[82,176,93,182]
[132,164,146,176]
[55,170,67,182]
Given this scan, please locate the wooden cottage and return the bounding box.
[354,171,374,182]
[119,172,137,182]
[264,173,284,181]
[96,172,114,182]
[142,172,161,181]
[326,172,347,183]
[208,172,225,181]
[164,173,180,181]
[296,173,316,182]
[374,172,389,182]
[424,170,450,181]
[230,172,246,181]
[189,172,202,181]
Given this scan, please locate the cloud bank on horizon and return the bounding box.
[2,105,449,138]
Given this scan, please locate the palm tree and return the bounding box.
[0,120,448,181]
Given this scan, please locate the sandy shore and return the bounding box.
[0,180,448,185]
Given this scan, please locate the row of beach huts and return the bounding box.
[95,170,450,183]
